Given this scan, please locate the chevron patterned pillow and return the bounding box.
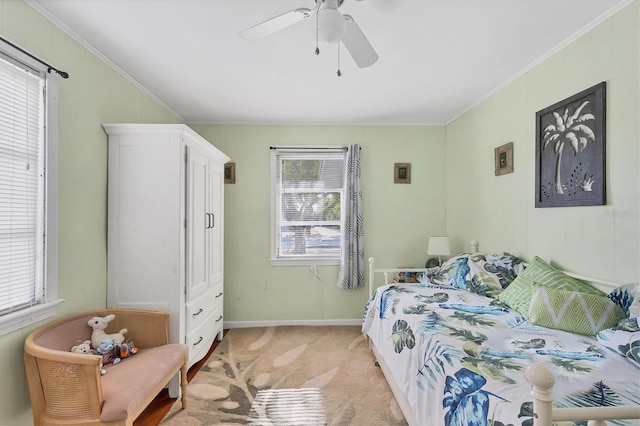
[498,256,604,318]
[528,283,626,336]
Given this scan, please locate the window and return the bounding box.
[0,42,60,336]
[270,147,346,265]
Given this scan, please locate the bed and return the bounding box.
[363,246,640,426]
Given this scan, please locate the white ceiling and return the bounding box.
[30,0,631,126]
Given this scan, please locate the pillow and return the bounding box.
[485,252,527,277]
[463,253,509,298]
[420,253,472,288]
[473,252,527,296]
[597,318,640,366]
[498,256,604,318]
[608,282,640,319]
[421,252,528,298]
[528,284,626,336]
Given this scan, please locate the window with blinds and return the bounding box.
[0,53,46,316]
[270,148,345,265]
[0,42,59,336]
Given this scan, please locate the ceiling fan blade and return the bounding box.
[240,8,312,40]
[342,15,378,68]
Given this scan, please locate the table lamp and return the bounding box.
[427,236,451,266]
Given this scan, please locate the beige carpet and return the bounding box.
[160,326,407,425]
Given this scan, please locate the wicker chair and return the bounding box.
[24,308,188,426]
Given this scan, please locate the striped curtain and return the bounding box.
[337,145,364,290]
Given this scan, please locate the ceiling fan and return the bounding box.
[239,0,378,69]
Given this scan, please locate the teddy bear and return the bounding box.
[70,339,93,355]
[87,314,128,349]
[70,339,107,375]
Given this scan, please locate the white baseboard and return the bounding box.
[224,319,363,329]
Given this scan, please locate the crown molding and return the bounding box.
[26,0,185,123]
[445,0,634,126]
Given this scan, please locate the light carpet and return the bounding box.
[246,388,326,425]
[160,325,407,425]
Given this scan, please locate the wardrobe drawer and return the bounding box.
[186,319,216,366]
[186,305,223,365]
[210,304,224,335]
[211,283,224,308]
[186,289,216,331]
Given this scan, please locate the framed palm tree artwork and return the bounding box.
[535,82,606,207]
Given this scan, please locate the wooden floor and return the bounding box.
[134,330,227,426]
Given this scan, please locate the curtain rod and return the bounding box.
[269,146,360,151]
[0,36,69,79]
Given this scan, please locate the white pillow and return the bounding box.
[608,282,640,319]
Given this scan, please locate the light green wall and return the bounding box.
[446,2,639,282]
[0,1,180,424]
[190,125,448,322]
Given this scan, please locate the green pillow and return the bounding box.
[528,284,626,336]
[497,256,604,318]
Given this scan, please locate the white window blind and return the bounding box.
[271,147,345,265]
[0,53,46,316]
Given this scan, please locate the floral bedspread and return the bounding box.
[362,283,640,426]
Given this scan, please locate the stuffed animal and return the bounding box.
[71,339,107,375]
[88,314,128,349]
[117,339,139,359]
[70,339,93,354]
[95,338,139,367]
[96,339,121,366]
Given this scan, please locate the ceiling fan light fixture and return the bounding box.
[311,8,346,44]
[240,0,378,69]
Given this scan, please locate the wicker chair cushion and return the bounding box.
[99,343,188,422]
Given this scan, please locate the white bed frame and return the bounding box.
[367,242,640,426]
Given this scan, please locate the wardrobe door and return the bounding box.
[208,161,224,290]
[186,144,210,301]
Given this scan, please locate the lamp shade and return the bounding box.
[427,237,451,256]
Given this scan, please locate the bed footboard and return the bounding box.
[526,363,640,426]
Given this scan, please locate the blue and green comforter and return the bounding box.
[362,283,640,426]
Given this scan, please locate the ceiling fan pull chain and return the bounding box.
[337,44,341,76]
[315,6,320,55]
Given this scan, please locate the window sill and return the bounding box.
[0,299,65,337]
[270,258,340,267]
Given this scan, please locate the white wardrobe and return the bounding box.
[104,124,229,368]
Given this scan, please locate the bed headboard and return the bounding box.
[557,271,619,294]
[368,241,621,298]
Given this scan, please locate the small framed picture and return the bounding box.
[224,162,235,184]
[494,142,514,176]
[394,163,411,184]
